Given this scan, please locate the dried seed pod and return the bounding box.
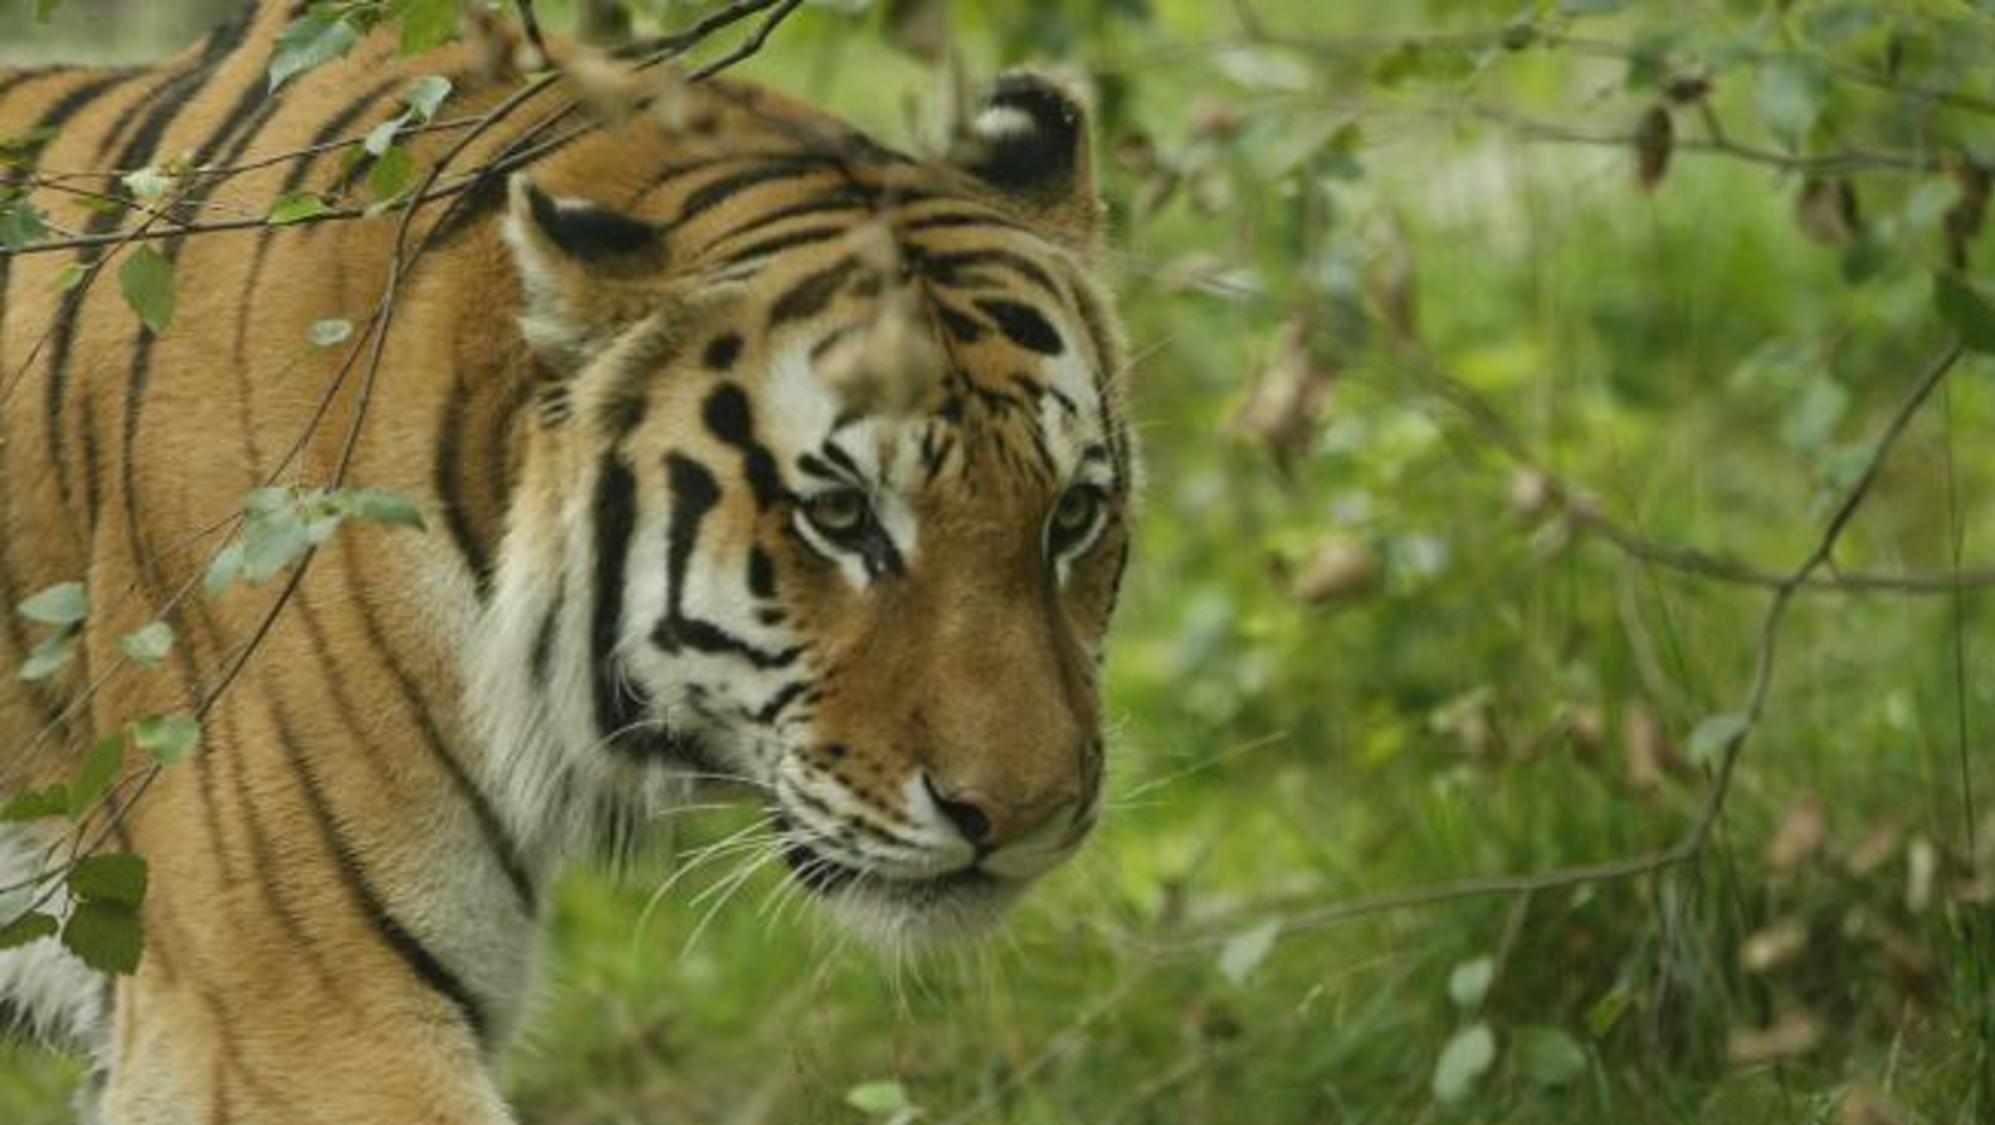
[1842,821,1900,877]
[1795,178,1859,245]
[885,0,952,64]
[1634,103,1674,193]
[1364,212,1418,348]
[1227,316,1334,465]
[1621,703,1673,793]
[1944,153,1990,271]
[1905,836,1938,913]
[1739,917,1808,974]
[1507,468,1555,523]
[1839,1082,1911,1125]
[1288,538,1382,605]
[1766,793,1828,873]
[1664,74,1712,104]
[1726,1010,1821,1065]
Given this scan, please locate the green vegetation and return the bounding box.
[7,0,1995,1121]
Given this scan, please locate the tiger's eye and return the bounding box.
[804,489,871,538]
[1048,485,1106,556]
[1053,486,1100,532]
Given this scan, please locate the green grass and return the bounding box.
[8,0,1995,1121]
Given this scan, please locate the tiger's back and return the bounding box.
[0,3,1131,1120]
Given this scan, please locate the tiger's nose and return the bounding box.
[922,773,1075,849]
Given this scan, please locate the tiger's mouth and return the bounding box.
[781,838,996,900]
[778,831,1022,941]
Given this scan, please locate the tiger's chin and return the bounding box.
[782,841,1028,948]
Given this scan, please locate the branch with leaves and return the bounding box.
[0,0,808,972]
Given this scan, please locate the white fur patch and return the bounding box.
[0,827,106,1050]
[973,104,1039,142]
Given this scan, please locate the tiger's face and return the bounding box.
[478,74,1131,942]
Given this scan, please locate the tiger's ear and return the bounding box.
[503,175,665,369]
[948,70,1103,249]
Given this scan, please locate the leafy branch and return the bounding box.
[1117,339,1965,957]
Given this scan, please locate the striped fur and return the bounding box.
[0,2,1132,1120]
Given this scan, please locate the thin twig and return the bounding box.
[1112,342,1964,956]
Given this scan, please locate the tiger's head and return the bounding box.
[472,73,1132,943]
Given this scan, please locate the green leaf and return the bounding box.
[54,261,91,291]
[309,318,355,347]
[18,581,87,626]
[118,621,176,667]
[1217,918,1280,985]
[366,144,415,203]
[33,0,67,22]
[1936,273,1995,353]
[270,10,362,91]
[1513,1025,1589,1087]
[133,711,201,766]
[845,1080,911,1116]
[70,734,124,814]
[1432,1022,1497,1104]
[1779,377,1849,452]
[393,0,459,53]
[68,853,147,908]
[18,632,75,682]
[1558,0,1630,12]
[0,910,58,951]
[1448,955,1495,1009]
[1686,712,1749,770]
[363,112,409,159]
[266,192,335,225]
[240,488,311,582]
[121,165,172,204]
[203,541,245,597]
[331,487,426,531]
[61,899,143,974]
[403,75,453,122]
[1,785,69,822]
[1757,59,1824,150]
[119,244,176,334]
[0,198,49,250]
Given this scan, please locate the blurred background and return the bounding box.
[6,0,1995,1121]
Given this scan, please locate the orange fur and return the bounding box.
[0,3,1130,1120]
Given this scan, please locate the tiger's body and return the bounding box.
[0,2,1132,1121]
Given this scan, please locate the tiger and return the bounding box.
[0,1,1134,1120]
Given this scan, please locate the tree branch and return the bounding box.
[1112,341,1965,957]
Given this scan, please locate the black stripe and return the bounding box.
[340,536,539,913]
[715,223,852,268]
[974,296,1065,355]
[0,67,72,103]
[0,69,133,408]
[651,453,801,669]
[754,680,808,724]
[917,247,1063,299]
[694,186,879,254]
[267,697,489,1044]
[1068,278,1129,486]
[46,47,234,511]
[702,333,743,371]
[231,78,401,376]
[669,156,841,230]
[932,300,983,344]
[433,373,494,597]
[767,255,860,328]
[590,456,643,746]
[221,705,342,994]
[898,208,1034,236]
[121,66,285,563]
[746,547,776,599]
[701,383,786,507]
[531,588,563,691]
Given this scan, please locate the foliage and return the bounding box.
[7,0,1995,1122]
